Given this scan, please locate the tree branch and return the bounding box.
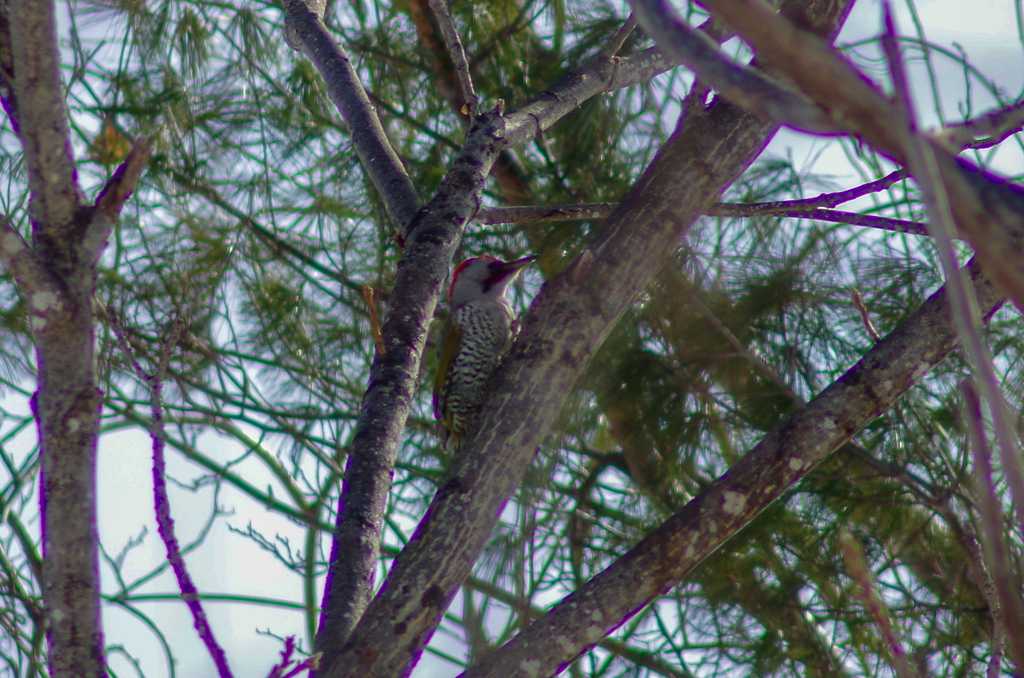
[86,135,153,263]
[480,203,931,237]
[9,0,82,231]
[315,106,510,666]
[632,0,835,134]
[464,259,1003,677]
[313,17,745,666]
[281,0,421,231]
[426,0,477,115]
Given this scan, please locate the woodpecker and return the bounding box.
[433,254,535,449]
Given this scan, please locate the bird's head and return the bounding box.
[448,254,535,308]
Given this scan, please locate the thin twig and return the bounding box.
[266,635,320,678]
[880,1,1024,540]
[479,203,931,237]
[104,305,234,678]
[427,0,477,116]
[850,289,880,341]
[961,381,1024,669]
[602,13,638,58]
[361,285,386,356]
[84,135,154,263]
[838,530,919,678]
[939,99,1024,149]
[93,135,153,219]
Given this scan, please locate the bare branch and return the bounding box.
[481,203,931,237]
[478,203,617,224]
[315,107,509,665]
[939,99,1024,149]
[325,76,779,678]
[8,0,83,230]
[281,0,421,230]
[427,0,477,115]
[850,289,880,342]
[85,136,153,263]
[602,13,638,59]
[360,285,385,356]
[93,136,153,220]
[314,17,766,666]
[632,0,836,133]
[464,259,1003,677]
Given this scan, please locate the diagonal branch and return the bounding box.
[426,0,477,115]
[281,0,421,230]
[86,135,153,263]
[93,136,153,220]
[480,203,931,237]
[314,107,509,664]
[632,0,835,133]
[464,259,1004,677]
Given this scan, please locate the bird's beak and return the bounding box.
[498,255,536,273]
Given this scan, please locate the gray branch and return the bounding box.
[9,1,82,231]
[632,0,835,134]
[466,259,1001,676]
[315,108,508,663]
[427,0,477,114]
[323,42,784,678]
[282,0,421,231]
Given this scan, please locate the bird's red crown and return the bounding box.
[447,255,499,302]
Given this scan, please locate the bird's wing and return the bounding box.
[432,321,462,424]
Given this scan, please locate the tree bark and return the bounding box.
[465,260,1002,676]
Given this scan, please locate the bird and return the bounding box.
[433,254,536,450]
